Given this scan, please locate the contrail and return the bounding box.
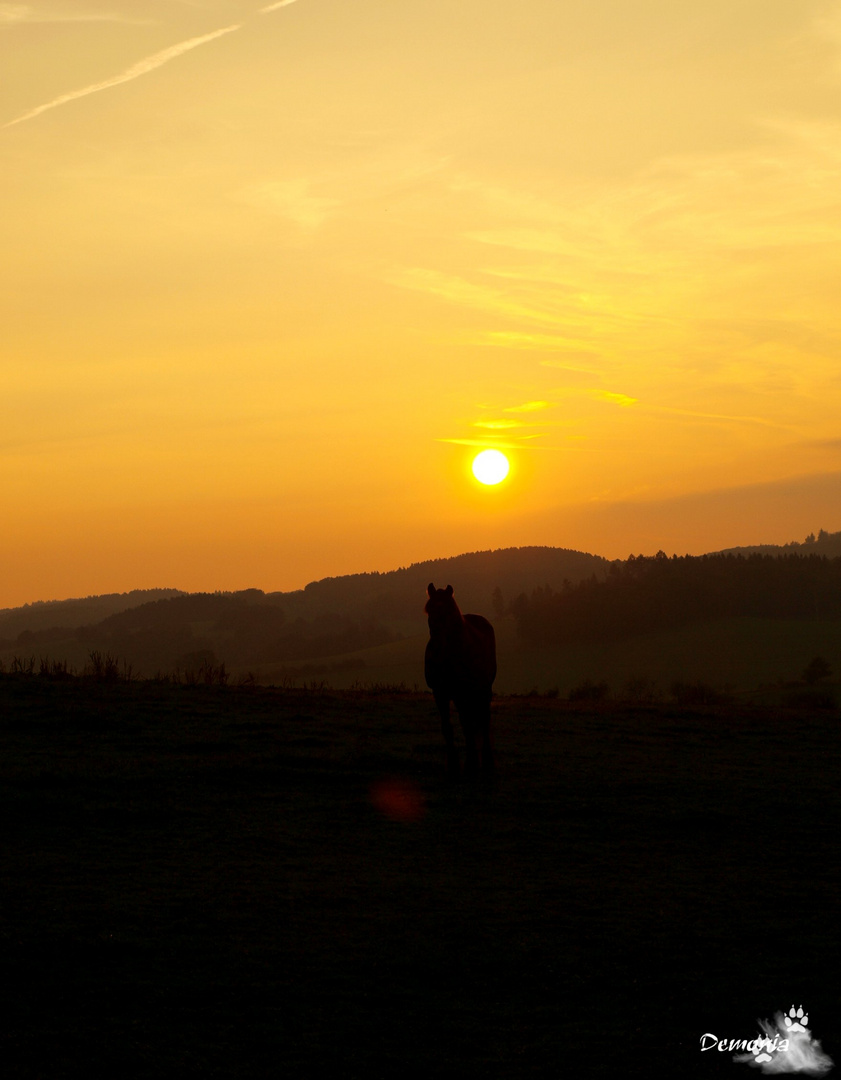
[260,0,300,11]
[3,23,241,128]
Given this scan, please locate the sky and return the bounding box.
[3,0,841,606]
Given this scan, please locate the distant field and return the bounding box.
[5,615,840,709]
[2,675,840,1076]
[256,615,841,697]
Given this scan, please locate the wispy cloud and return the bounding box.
[504,400,552,413]
[647,404,794,430]
[0,4,151,25]
[3,22,241,128]
[260,0,299,11]
[476,330,603,359]
[389,267,562,327]
[472,419,522,430]
[445,400,563,450]
[591,390,638,408]
[237,179,338,229]
[436,436,546,449]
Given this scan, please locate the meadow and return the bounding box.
[260,612,841,702]
[5,549,841,704]
[2,673,840,1077]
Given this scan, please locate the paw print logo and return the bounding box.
[783,1005,809,1033]
[734,1003,833,1074]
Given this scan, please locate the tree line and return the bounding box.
[513,552,841,645]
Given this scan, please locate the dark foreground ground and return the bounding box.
[1,675,839,1078]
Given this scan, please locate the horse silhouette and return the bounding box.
[424,583,496,777]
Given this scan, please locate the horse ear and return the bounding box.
[445,584,453,596]
[427,582,436,597]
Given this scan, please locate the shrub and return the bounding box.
[199,660,228,687]
[670,681,731,707]
[802,656,833,685]
[623,676,660,705]
[349,680,414,694]
[86,651,121,682]
[39,656,72,680]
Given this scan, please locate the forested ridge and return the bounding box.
[514,552,841,645]
[0,546,606,675]
[3,543,840,678]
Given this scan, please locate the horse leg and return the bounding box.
[478,695,495,777]
[459,701,479,779]
[435,690,459,777]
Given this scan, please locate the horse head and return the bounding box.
[425,582,461,635]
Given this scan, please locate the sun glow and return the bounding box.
[5,1,841,606]
[472,449,510,486]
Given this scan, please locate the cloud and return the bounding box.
[472,419,522,430]
[591,390,638,408]
[648,404,795,430]
[547,470,841,560]
[473,331,604,367]
[448,401,563,447]
[260,0,299,10]
[539,360,604,385]
[812,4,841,71]
[800,436,841,451]
[504,400,552,413]
[0,4,151,25]
[238,179,338,229]
[3,22,241,127]
[389,267,560,326]
[436,436,546,450]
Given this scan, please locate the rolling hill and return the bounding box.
[0,546,608,680]
[2,538,840,698]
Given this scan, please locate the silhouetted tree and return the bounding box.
[802,656,832,685]
[514,552,841,644]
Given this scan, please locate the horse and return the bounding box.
[424,582,497,778]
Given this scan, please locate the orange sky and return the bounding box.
[3,0,841,607]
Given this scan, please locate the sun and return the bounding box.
[472,448,510,485]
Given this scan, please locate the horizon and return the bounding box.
[3,526,837,612]
[4,1,841,610]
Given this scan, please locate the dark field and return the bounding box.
[2,676,840,1077]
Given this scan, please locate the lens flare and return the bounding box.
[370,777,425,822]
[472,449,510,485]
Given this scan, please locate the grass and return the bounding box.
[1,675,840,1076]
[248,614,841,698]
[5,613,841,699]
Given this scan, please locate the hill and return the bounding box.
[717,525,841,558]
[0,589,186,639]
[279,545,608,624]
[515,550,841,643]
[4,540,841,697]
[0,547,608,679]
